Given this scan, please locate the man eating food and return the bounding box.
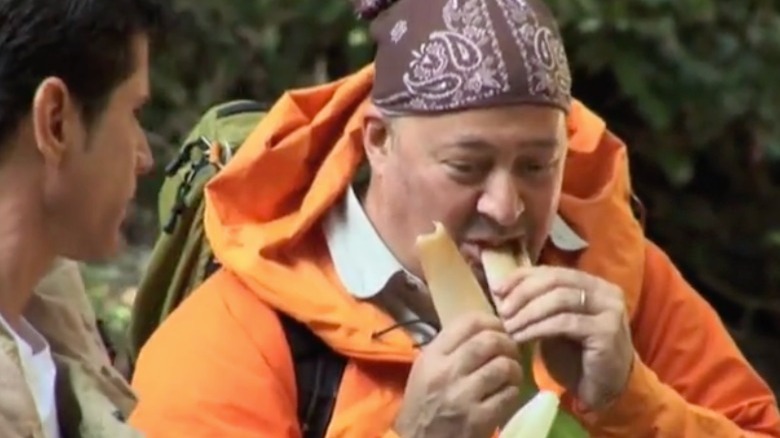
[129,0,780,436]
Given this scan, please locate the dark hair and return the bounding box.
[0,0,172,145]
[352,0,401,20]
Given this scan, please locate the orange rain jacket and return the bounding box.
[130,65,780,437]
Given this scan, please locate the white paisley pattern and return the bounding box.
[496,0,571,102]
[374,0,509,112]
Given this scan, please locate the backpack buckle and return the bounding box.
[162,137,218,233]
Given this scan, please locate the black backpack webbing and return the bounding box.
[203,258,346,438]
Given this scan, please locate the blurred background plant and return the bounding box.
[81,0,780,392]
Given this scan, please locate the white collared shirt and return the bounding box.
[0,313,61,438]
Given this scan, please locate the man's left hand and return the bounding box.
[491,266,635,410]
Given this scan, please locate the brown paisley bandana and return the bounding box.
[353,0,572,114]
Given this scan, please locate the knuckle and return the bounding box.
[587,275,603,292]
[485,386,522,426]
[428,364,450,388]
[501,383,521,403]
[462,313,483,334]
[482,329,501,347]
[613,297,628,315]
[603,299,620,315]
[556,290,573,309]
[601,286,623,307]
[492,357,513,379]
[480,357,521,393]
[445,395,469,418]
[490,331,515,356]
[419,353,454,387]
[475,331,503,358]
[464,311,496,332]
[465,414,483,435]
[607,314,626,338]
[443,385,462,408]
[496,356,522,384]
[595,316,622,341]
[500,387,522,419]
[602,282,625,304]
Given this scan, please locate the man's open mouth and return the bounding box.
[461,239,524,267]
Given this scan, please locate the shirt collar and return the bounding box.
[322,186,588,299]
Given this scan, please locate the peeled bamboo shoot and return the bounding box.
[500,391,560,438]
[415,221,494,325]
[416,222,586,438]
[481,247,560,438]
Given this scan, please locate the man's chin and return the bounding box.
[104,230,128,259]
[75,232,126,264]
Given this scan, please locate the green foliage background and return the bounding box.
[83,0,780,392]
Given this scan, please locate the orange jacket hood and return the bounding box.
[203,64,645,361]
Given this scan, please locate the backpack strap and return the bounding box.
[204,258,347,438]
[278,312,347,438]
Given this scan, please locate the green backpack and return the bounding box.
[127,100,346,438]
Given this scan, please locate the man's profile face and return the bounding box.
[364,104,567,284]
[38,33,154,261]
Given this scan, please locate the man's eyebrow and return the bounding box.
[449,136,559,151]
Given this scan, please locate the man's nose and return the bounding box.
[476,173,524,227]
[135,134,154,176]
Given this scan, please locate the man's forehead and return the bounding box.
[448,135,559,151]
[396,106,564,149]
[122,34,151,103]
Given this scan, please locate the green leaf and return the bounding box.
[766,230,780,247]
[637,92,674,132]
[657,147,694,187]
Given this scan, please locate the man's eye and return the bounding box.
[521,163,546,173]
[516,159,558,177]
[449,162,479,174]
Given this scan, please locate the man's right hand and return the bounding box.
[393,312,524,438]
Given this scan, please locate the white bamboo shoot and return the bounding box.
[499,391,560,438]
[415,222,562,438]
[482,247,561,438]
[415,222,494,325]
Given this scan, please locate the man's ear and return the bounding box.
[31,77,79,166]
[362,103,393,169]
